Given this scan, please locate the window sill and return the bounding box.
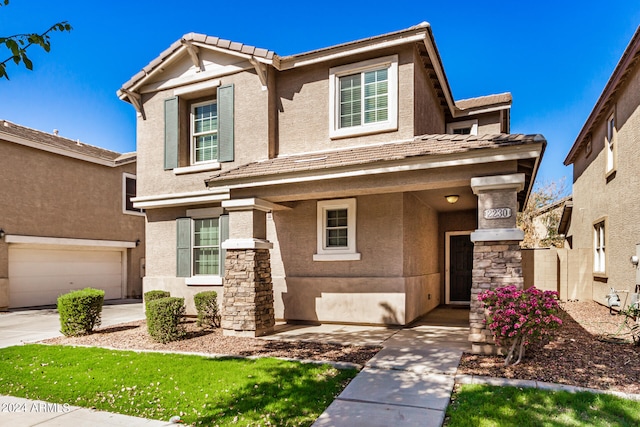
[173,162,221,175]
[313,252,361,262]
[593,272,608,280]
[329,122,396,140]
[123,210,146,217]
[185,276,223,286]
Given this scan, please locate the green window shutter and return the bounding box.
[164,96,179,170]
[217,85,234,162]
[219,214,229,277]
[176,217,191,277]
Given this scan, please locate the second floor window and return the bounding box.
[192,101,218,164]
[329,55,398,139]
[339,68,388,129]
[606,113,615,175]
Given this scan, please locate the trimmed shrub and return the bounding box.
[144,290,170,311]
[57,288,105,337]
[194,291,220,328]
[146,297,185,343]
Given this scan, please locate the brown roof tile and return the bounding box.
[205,133,545,186]
[0,120,133,164]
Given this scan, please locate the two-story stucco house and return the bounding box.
[561,26,640,306]
[119,23,545,345]
[0,121,146,308]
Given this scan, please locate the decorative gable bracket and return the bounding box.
[181,39,205,72]
[120,89,145,119]
[249,58,268,91]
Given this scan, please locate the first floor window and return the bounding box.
[594,220,606,274]
[314,198,360,261]
[177,209,228,283]
[192,101,218,164]
[193,218,220,275]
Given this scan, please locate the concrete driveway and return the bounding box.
[0,299,145,348]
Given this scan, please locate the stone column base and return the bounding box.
[222,249,275,338]
[469,240,523,355]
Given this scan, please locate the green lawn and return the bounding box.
[445,384,640,427]
[0,344,357,426]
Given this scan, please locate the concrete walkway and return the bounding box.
[311,307,470,427]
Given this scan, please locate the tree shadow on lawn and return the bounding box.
[446,384,640,427]
[458,309,640,394]
[192,357,357,426]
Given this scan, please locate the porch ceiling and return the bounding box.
[411,186,476,212]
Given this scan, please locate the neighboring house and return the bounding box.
[118,22,544,341]
[0,121,146,308]
[561,26,640,307]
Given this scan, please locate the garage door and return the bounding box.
[8,247,123,308]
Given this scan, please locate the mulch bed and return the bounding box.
[42,319,380,366]
[458,301,640,395]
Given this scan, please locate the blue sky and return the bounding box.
[1,1,639,189]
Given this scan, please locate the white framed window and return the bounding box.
[329,55,398,139]
[313,198,360,261]
[122,173,144,216]
[605,113,616,176]
[593,220,606,275]
[191,100,218,164]
[446,119,478,136]
[178,207,227,285]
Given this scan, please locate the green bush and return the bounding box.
[194,291,220,328]
[144,290,170,311]
[57,288,105,337]
[146,297,185,343]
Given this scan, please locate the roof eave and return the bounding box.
[564,25,640,165]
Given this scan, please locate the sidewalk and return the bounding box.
[311,322,470,427]
[0,395,169,426]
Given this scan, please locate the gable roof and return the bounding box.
[0,120,135,166]
[564,25,640,165]
[119,23,511,121]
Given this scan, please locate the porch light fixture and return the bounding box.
[0,229,4,239]
[445,195,459,204]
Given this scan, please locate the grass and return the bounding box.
[0,344,357,426]
[445,384,640,427]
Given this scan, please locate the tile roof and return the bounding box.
[120,33,276,94]
[455,93,512,111]
[0,120,133,164]
[205,133,545,185]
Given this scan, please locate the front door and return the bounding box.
[449,234,474,303]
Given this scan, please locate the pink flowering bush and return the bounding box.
[478,285,562,366]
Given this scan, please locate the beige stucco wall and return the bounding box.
[403,193,441,320]
[413,49,445,136]
[143,206,224,314]
[567,61,640,304]
[136,68,270,198]
[276,46,426,155]
[0,140,146,304]
[267,192,445,325]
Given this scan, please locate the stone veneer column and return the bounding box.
[220,198,288,337]
[469,174,525,354]
[222,248,275,337]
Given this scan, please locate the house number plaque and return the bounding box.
[484,208,512,220]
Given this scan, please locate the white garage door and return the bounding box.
[8,247,123,308]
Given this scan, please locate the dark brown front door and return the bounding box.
[450,234,474,303]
